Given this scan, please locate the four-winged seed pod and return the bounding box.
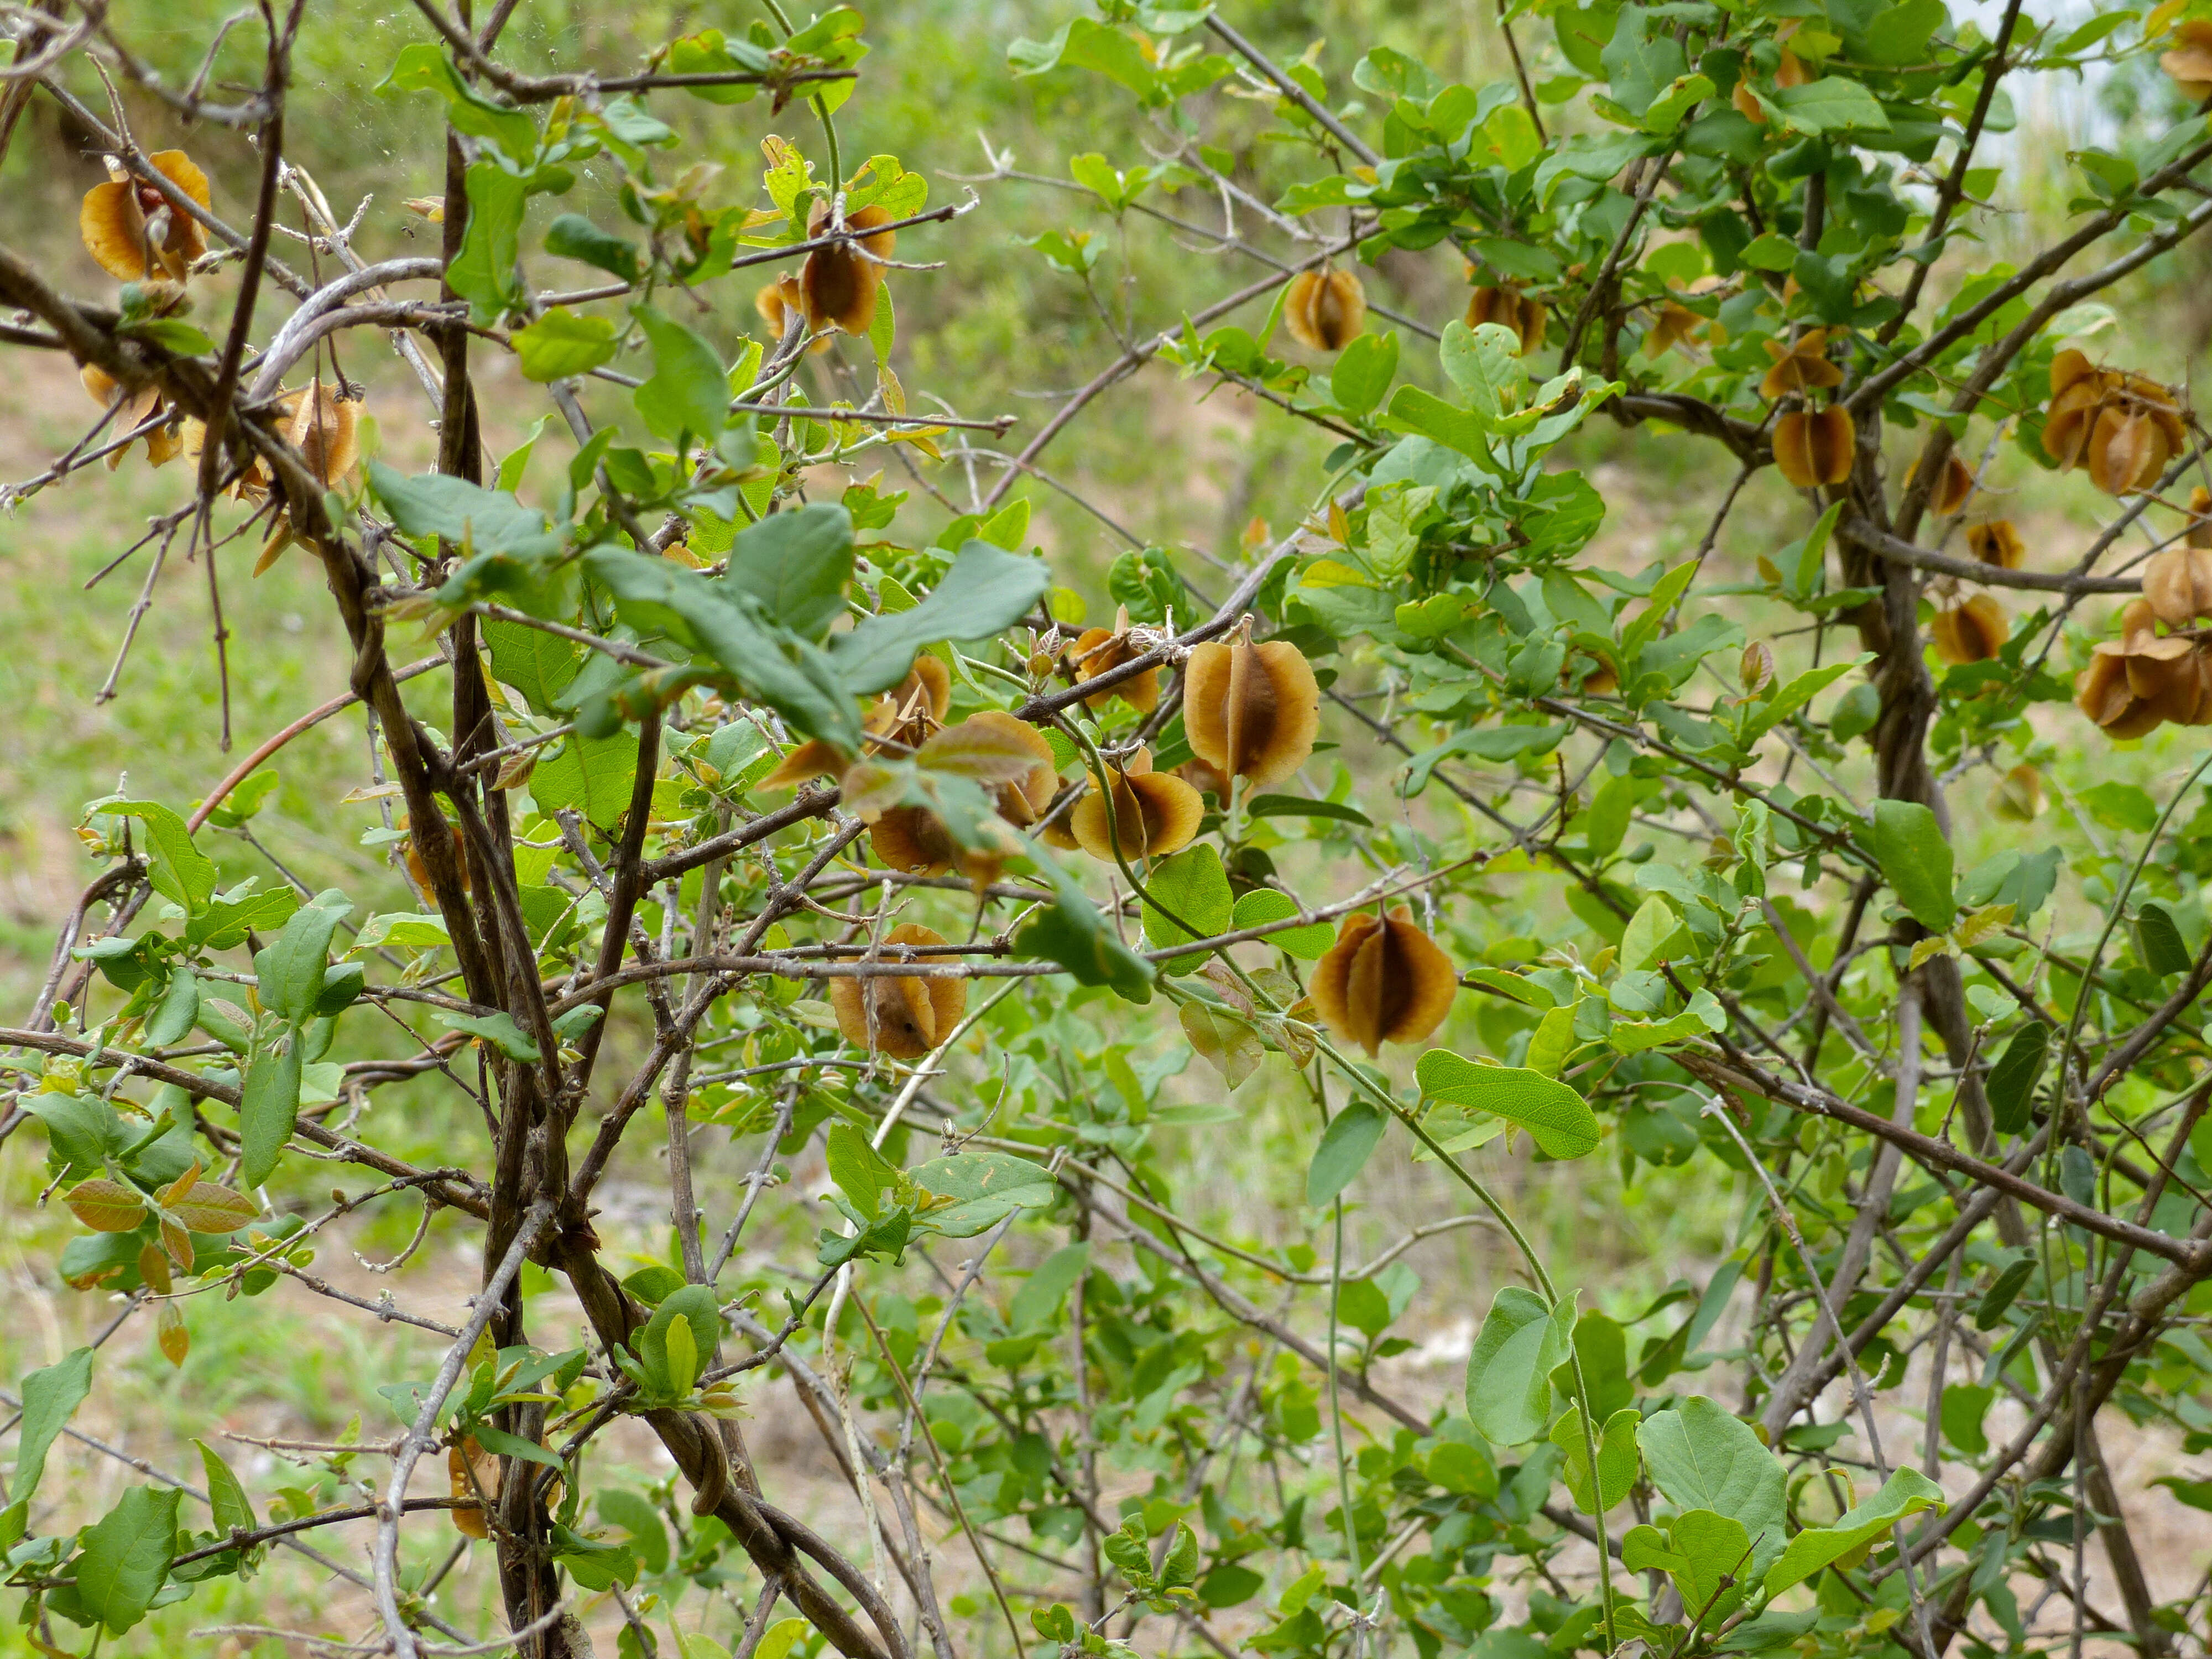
[2045,350,2189,496]
[1759,328,1844,400]
[1933,594,2008,664]
[1966,519,2026,570]
[1182,633,1321,791]
[80,150,211,282]
[755,276,833,353]
[1069,749,1203,863]
[1309,907,1458,1057]
[2075,599,2212,737]
[1068,609,1161,713]
[1773,406,1855,489]
[831,923,968,1058]
[798,201,896,336]
[1283,267,1366,353]
[867,712,1058,885]
[1465,281,1547,356]
[2141,489,2212,628]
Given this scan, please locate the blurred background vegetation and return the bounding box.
[3,1,2210,1651]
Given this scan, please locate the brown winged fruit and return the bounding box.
[1308,907,1457,1057]
[2075,599,2212,737]
[831,923,966,1058]
[1284,268,1366,353]
[1909,451,1975,517]
[1069,611,1160,713]
[1465,283,1547,355]
[2161,19,2212,98]
[1965,520,2025,570]
[1933,595,2007,664]
[1069,749,1203,863]
[798,202,896,336]
[1760,329,1843,399]
[1773,406,1854,488]
[755,276,833,353]
[864,712,1058,883]
[81,151,210,281]
[2044,351,2188,496]
[79,366,169,469]
[1182,634,1321,790]
[759,658,951,790]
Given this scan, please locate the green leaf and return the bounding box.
[1552,1405,1642,1512]
[1986,1021,2051,1136]
[1624,1509,1751,1617]
[1763,1467,1945,1596]
[1010,1243,1090,1333]
[1383,384,1490,462]
[1872,799,1954,932]
[1245,794,1372,826]
[827,540,1050,695]
[633,304,728,441]
[1639,1396,1787,1574]
[1414,1054,1600,1159]
[378,43,539,160]
[484,618,581,714]
[1016,877,1156,1003]
[1232,889,1334,958]
[513,309,619,382]
[584,549,862,748]
[74,1486,182,1634]
[254,890,352,1025]
[13,1348,93,1501]
[470,1422,566,1470]
[597,1490,670,1574]
[367,462,561,561]
[447,163,528,324]
[530,731,640,833]
[1306,1100,1386,1207]
[1768,77,1892,134]
[1143,844,1234,971]
[1330,330,1399,415]
[105,801,217,915]
[552,1523,639,1590]
[237,1038,303,1187]
[2135,901,2193,977]
[910,1149,1058,1236]
[635,1284,722,1397]
[441,1010,543,1063]
[2078,781,2157,833]
[1465,1287,1574,1445]
[145,966,201,1048]
[544,213,640,282]
[724,503,855,640]
[195,1440,257,1538]
[825,1123,900,1220]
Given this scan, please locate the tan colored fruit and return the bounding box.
[1965,520,2025,570]
[1760,328,1844,399]
[1773,405,1854,488]
[1068,617,1161,713]
[1308,906,1458,1057]
[2142,544,2212,629]
[755,275,832,353]
[797,202,896,336]
[830,923,966,1058]
[1181,636,1321,790]
[1284,267,1367,353]
[80,150,210,281]
[1068,752,1203,863]
[1464,283,1547,355]
[1932,594,2007,664]
[2161,18,2212,97]
[1908,450,1975,517]
[2077,599,2211,737]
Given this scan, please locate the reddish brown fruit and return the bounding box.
[1308,906,1458,1057]
[1965,520,2025,570]
[1465,283,1548,355]
[1773,406,1854,488]
[1284,268,1367,353]
[1932,595,2007,664]
[1069,753,1203,863]
[1068,622,1160,713]
[830,923,966,1058]
[1181,637,1321,790]
[80,150,211,281]
[797,202,896,336]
